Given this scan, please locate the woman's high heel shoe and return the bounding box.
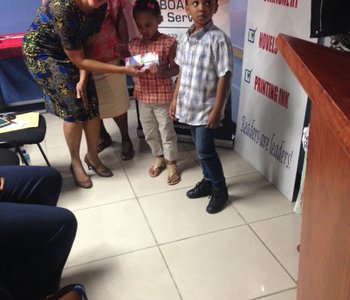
[84,155,113,177]
[47,283,88,300]
[70,165,93,189]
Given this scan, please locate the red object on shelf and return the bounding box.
[0,33,25,60]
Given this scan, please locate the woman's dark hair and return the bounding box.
[133,0,161,18]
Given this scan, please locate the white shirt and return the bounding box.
[175,20,233,126]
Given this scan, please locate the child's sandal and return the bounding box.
[167,162,181,185]
[149,156,166,177]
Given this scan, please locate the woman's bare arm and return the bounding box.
[64,48,142,76]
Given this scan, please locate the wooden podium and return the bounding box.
[276,34,350,299]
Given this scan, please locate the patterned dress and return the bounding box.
[22,0,106,122]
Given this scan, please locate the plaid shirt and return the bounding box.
[175,20,233,126]
[85,0,125,62]
[128,34,176,104]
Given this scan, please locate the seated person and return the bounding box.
[0,166,86,300]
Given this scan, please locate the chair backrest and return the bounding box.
[0,114,46,146]
[0,114,50,166]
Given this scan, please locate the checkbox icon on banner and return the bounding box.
[248,28,257,43]
[244,69,253,83]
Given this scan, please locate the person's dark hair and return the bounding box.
[133,0,161,18]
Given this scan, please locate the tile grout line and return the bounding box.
[230,202,298,291]
[125,162,190,300]
[247,222,298,284]
[119,142,242,300]
[118,146,184,298]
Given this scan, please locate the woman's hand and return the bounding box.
[124,64,144,77]
[76,80,89,110]
[76,69,89,110]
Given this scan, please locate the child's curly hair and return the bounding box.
[132,0,161,18]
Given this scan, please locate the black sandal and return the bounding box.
[97,136,113,153]
[121,141,135,161]
[47,284,88,300]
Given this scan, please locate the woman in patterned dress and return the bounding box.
[22,0,142,188]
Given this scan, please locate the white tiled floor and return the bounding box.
[27,101,301,300]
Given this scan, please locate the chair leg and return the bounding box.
[37,143,51,166]
[16,146,29,166]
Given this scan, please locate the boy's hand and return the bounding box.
[206,110,221,129]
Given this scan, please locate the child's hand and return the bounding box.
[148,63,158,75]
[169,99,177,120]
